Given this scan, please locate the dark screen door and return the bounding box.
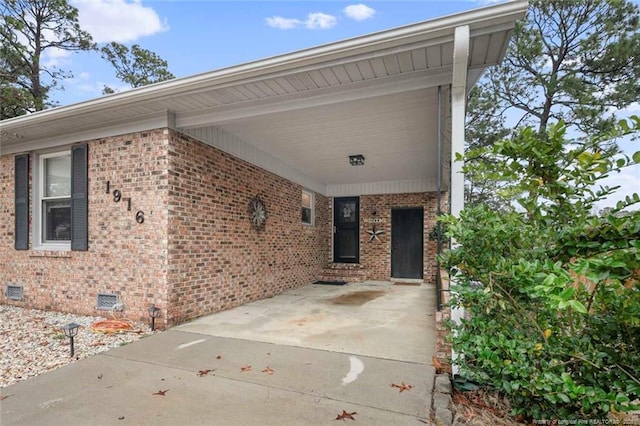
[391,208,423,278]
[334,197,359,263]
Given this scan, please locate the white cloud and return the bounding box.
[607,101,640,116]
[343,4,376,21]
[65,72,131,98]
[266,12,337,30]
[72,0,168,43]
[305,12,337,29]
[620,102,640,114]
[266,16,303,30]
[42,47,73,68]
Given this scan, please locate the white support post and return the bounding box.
[449,25,469,376]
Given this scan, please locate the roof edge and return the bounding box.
[0,0,527,131]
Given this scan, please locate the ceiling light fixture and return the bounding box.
[349,154,365,166]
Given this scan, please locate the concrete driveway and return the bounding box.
[1,281,437,425]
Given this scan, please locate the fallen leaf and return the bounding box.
[391,382,413,393]
[432,356,452,374]
[432,356,443,370]
[335,410,357,421]
[152,389,169,396]
[198,369,215,377]
[240,365,252,372]
[262,367,274,375]
[0,395,12,401]
[216,355,222,359]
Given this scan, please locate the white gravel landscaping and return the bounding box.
[0,305,154,388]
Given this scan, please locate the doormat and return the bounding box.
[393,282,422,286]
[313,280,347,286]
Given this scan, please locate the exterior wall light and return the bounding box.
[348,155,365,166]
[148,305,161,331]
[62,322,80,357]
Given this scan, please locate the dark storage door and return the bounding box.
[334,197,359,263]
[391,208,423,278]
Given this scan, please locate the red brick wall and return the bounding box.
[165,130,329,324]
[0,130,170,324]
[327,192,443,283]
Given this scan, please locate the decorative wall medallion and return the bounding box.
[249,195,267,230]
[367,224,385,242]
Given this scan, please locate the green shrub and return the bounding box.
[440,119,640,420]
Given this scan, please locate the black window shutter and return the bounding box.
[71,144,88,251]
[14,154,29,250]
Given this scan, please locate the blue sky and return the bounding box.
[47,0,639,209]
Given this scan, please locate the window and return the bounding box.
[15,144,87,251]
[39,152,72,245]
[302,190,314,225]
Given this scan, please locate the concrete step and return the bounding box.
[317,264,368,283]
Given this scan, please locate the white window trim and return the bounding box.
[33,150,71,251]
[302,189,314,226]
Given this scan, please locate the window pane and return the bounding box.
[302,191,311,208]
[302,207,312,224]
[44,155,71,197]
[43,199,71,241]
[339,202,356,223]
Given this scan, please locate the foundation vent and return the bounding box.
[6,285,23,301]
[96,293,118,310]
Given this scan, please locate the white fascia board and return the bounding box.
[326,179,445,197]
[177,69,452,128]
[0,0,527,133]
[1,111,174,155]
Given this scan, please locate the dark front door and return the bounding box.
[391,208,423,278]
[334,197,359,263]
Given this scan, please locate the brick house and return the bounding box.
[0,2,527,328]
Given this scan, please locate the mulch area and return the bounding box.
[452,388,526,425]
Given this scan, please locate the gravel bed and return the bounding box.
[1,305,154,388]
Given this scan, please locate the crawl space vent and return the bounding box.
[6,285,23,301]
[96,293,118,310]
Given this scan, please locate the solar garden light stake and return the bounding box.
[62,323,80,357]
[148,305,161,331]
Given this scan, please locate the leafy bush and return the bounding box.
[440,119,640,420]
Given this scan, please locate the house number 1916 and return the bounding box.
[106,181,144,224]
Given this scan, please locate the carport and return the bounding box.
[0,1,527,328]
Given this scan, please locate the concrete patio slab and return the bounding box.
[175,281,437,364]
[1,282,437,425]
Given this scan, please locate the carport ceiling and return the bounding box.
[217,88,437,186]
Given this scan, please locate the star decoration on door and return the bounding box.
[367,225,385,242]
